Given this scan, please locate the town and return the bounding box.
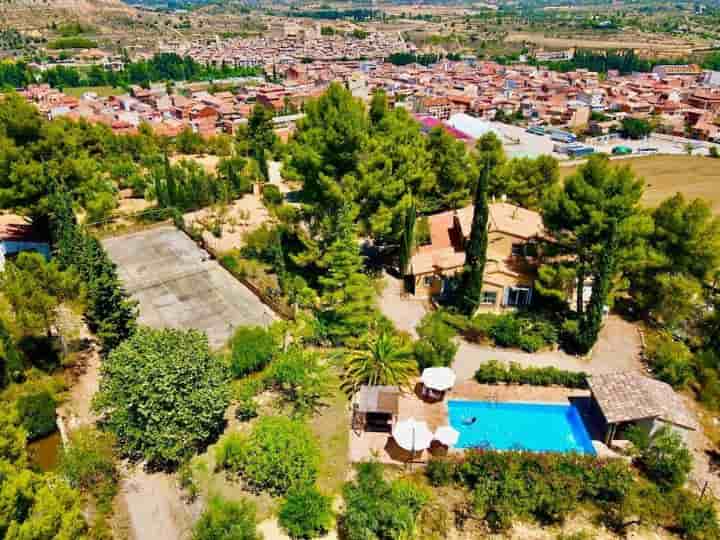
[3,2,720,540]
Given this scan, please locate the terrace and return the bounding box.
[348,378,598,464]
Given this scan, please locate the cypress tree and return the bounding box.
[399,197,416,277]
[576,221,618,354]
[459,162,490,316]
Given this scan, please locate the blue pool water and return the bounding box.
[447,400,595,455]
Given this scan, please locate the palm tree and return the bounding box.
[341,331,417,395]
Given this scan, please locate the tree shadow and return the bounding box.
[17,335,61,372]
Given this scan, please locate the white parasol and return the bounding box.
[434,425,460,447]
[420,367,457,392]
[392,417,434,452]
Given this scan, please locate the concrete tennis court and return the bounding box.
[102,225,275,348]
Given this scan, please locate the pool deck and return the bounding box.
[348,380,594,465]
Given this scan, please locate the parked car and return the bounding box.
[612,145,633,155]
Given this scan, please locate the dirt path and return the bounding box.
[121,466,196,540]
[59,315,191,540]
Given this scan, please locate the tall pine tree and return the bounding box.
[318,205,377,345]
[543,155,650,354]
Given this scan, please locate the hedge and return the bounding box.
[474,360,588,389]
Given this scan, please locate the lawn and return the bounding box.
[560,155,720,212]
[63,86,125,98]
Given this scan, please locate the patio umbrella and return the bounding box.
[434,425,460,447]
[392,418,434,452]
[420,367,457,392]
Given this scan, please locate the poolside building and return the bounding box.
[587,371,698,445]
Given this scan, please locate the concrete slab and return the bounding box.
[102,225,276,348]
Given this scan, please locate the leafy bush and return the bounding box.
[264,346,331,416]
[474,360,588,389]
[413,311,458,369]
[426,458,456,486]
[636,427,692,490]
[16,390,57,440]
[677,496,720,540]
[261,184,283,207]
[92,327,230,467]
[216,416,320,495]
[441,310,558,352]
[490,313,524,348]
[341,462,430,540]
[234,378,263,422]
[241,223,282,264]
[178,461,199,502]
[645,333,695,389]
[192,496,260,540]
[453,450,634,531]
[279,484,334,539]
[59,427,118,514]
[228,326,277,378]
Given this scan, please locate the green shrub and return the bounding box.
[16,390,57,440]
[709,146,719,159]
[228,326,277,378]
[264,346,331,416]
[234,378,263,422]
[637,427,692,490]
[261,184,283,207]
[677,496,720,540]
[464,313,496,342]
[59,427,118,511]
[426,458,456,486]
[490,313,523,347]
[341,462,430,540]
[178,461,198,502]
[192,496,260,540]
[474,361,588,389]
[279,484,334,539]
[413,311,458,369]
[216,416,319,495]
[645,333,695,389]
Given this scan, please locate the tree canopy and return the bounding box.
[93,327,230,467]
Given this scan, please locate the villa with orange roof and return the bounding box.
[407,202,545,312]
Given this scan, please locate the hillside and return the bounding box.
[0,0,138,33]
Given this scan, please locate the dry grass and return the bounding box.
[560,155,720,212]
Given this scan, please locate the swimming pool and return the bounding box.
[447,400,596,455]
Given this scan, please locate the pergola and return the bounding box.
[587,371,698,444]
[352,385,400,434]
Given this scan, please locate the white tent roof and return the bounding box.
[434,425,460,447]
[420,367,456,391]
[445,113,501,140]
[392,417,433,452]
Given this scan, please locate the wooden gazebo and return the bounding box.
[352,385,400,434]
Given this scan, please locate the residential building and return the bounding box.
[407,202,545,312]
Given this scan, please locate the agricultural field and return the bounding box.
[561,155,720,212]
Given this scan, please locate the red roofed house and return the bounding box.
[407,202,545,312]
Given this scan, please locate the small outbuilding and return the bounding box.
[351,385,400,434]
[587,371,698,445]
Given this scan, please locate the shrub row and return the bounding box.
[49,188,137,353]
[427,450,632,531]
[474,360,588,389]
